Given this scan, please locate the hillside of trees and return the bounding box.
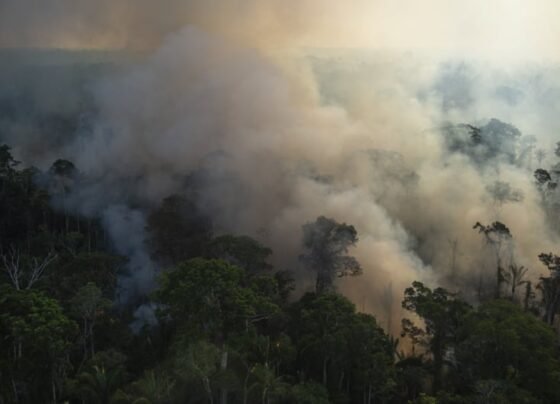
[2,128,560,404]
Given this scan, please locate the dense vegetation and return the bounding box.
[1,134,560,404]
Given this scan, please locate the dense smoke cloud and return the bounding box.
[1,1,560,332]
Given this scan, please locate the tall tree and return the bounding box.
[300,216,362,294]
[536,252,560,325]
[71,282,112,360]
[401,282,471,393]
[146,194,213,265]
[502,263,529,301]
[473,221,513,298]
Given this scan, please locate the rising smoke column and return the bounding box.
[1,1,560,332]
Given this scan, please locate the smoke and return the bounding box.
[101,205,156,301]
[2,1,560,333]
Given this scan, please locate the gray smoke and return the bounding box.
[101,205,156,302]
[2,2,560,333]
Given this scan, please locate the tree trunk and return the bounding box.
[90,323,95,357]
[495,258,502,299]
[243,368,251,404]
[88,219,92,252]
[52,375,57,404]
[432,335,444,393]
[220,350,228,404]
[203,377,214,404]
[12,377,19,403]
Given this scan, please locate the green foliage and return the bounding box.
[46,252,122,303]
[71,282,112,359]
[120,369,176,404]
[455,300,560,402]
[290,293,395,402]
[0,286,77,402]
[156,258,280,341]
[402,282,471,392]
[287,382,330,404]
[4,141,560,403]
[65,349,128,404]
[208,234,272,274]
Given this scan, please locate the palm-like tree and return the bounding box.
[503,264,529,300]
[77,365,125,404]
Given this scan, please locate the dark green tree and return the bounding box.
[146,194,213,265]
[300,216,361,294]
[401,282,471,393]
[536,252,560,325]
[0,286,77,403]
[208,234,272,274]
[455,300,560,402]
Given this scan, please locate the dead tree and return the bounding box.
[1,247,58,290]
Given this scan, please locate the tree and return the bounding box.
[286,382,330,404]
[534,168,557,207]
[247,363,289,404]
[455,300,560,403]
[502,263,529,301]
[71,282,112,360]
[443,119,521,166]
[68,350,128,404]
[300,216,362,294]
[484,181,523,215]
[48,159,78,233]
[46,252,121,303]
[473,221,513,298]
[156,258,280,403]
[401,282,471,392]
[156,258,278,341]
[0,144,20,179]
[348,313,396,403]
[121,369,176,404]
[75,365,125,404]
[208,234,272,274]
[0,286,77,403]
[1,247,57,290]
[175,340,221,404]
[289,293,394,402]
[536,252,560,325]
[291,293,356,388]
[534,168,552,185]
[146,194,213,265]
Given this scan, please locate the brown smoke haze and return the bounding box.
[2,1,560,333]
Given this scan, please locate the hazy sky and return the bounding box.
[0,1,558,62]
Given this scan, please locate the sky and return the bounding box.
[0,1,559,62]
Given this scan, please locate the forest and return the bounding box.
[2,128,560,403]
[3,1,560,403]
